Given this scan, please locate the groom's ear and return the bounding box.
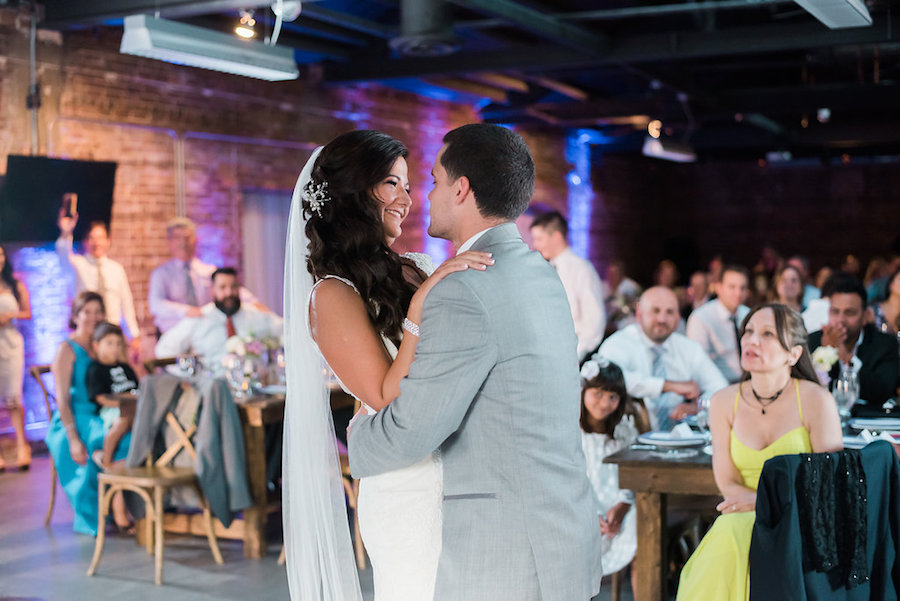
[454,175,471,205]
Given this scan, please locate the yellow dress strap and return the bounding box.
[795,379,803,422]
[734,383,741,416]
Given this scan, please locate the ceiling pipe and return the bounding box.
[390,0,458,57]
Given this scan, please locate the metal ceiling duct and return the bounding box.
[390,0,458,57]
[793,0,872,29]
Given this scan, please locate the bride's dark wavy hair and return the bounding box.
[302,130,415,347]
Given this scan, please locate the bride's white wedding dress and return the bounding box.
[308,258,443,601]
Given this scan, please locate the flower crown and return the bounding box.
[580,356,610,381]
[303,179,331,218]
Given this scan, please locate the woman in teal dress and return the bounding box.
[676,303,843,601]
[45,291,132,535]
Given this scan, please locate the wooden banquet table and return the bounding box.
[604,446,718,601]
[101,389,285,558]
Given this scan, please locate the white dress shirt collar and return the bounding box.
[457,225,500,255]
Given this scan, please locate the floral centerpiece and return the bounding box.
[811,345,839,387]
[223,333,284,395]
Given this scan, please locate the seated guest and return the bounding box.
[686,265,751,383]
[787,255,820,309]
[86,322,138,469]
[773,265,804,313]
[530,210,606,360]
[56,213,140,349]
[605,260,642,331]
[156,267,282,370]
[682,270,710,321]
[676,303,843,601]
[872,267,900,335]
[579,358,638,595]
[44,292,132,535]
[148,218,263,335]
[596,287,728,431]
[808,273,899,410]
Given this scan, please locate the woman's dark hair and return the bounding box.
[303,130,413,347]
[92,321,124,344]
[0,244,22,305]
[69,290,105,330]
[580,360,628,435]
[739,303,819,384]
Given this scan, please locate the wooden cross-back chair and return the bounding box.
[87,371,223,585]
[28,365,58,526]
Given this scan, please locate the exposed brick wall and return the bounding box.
[591,155,900,286]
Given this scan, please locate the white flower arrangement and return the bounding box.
[811,345,839,386]
[225,335,246,357]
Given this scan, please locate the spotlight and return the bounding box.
[235,10,256,39]
[647,120,662,139]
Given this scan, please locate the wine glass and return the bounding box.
[833,366,859,424]
[696,396,711,434]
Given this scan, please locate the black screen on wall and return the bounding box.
[0,155,117,243]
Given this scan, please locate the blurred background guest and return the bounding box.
[597,287,727,431]
[44,292,123,535]
[156,267,282,370]
[148,218,264,336]
[56,213,140,356]
[0,244,32,471]
[579,358,638,596]
[605,260,641,333]
[687,266,751,383]
[872,267,900,336]
[676,303,842,601]
[772,265,804,313]
[707,255,724,296]
[683,271,710,321]
[530,211,606,360]
[786,255,820,309]
[808,274,899,410]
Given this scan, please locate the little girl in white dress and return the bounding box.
[579,358,638,589]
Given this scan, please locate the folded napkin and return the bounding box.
[671,423,695,439]
[858,429,896,444]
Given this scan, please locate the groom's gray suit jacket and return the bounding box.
[349,223,603,601]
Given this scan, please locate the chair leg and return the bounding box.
[87,481,109,576]
[45,459,57,526]
[154,485,164,586]
[611,569,622,601]
[197,486,224,565]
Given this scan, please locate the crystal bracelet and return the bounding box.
[402,317,420,337]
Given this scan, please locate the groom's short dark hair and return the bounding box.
[440,124,535,220]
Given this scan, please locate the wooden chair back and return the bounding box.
[627,397,653,434]
[29,365,58,526]
[143,356,177,374]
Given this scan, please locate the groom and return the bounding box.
[348,124,602,601]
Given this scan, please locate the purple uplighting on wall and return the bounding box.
[565,129,598,260]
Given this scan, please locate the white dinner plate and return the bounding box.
[637,431,708,447]
[842,436,868,450]
[848,417,900,432]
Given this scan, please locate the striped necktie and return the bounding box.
[651,346,679,431]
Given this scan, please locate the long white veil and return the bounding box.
[282,147,364,601]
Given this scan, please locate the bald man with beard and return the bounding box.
[594,286,728,430]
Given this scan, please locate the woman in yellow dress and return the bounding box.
[676,303,843,601]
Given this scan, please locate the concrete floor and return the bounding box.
[0,452,632,601]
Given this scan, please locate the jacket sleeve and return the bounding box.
[348,275,497,478]
[859,332,900,405]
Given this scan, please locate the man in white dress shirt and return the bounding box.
[148,218,262,334]
[56,213,141,349]
[156,267,282,370]
[530,210,606,360]
[596,286,728,430]
[686,265,751,383]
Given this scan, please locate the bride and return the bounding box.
[282,130,492,600]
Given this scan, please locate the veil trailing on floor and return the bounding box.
[282,147,364,601]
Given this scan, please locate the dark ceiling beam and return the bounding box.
[41,0,272,27]
[299,4,394,38]
[445,0,608,54]
[324,14,900,82]
[717,83,900,114]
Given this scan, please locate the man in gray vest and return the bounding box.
[349,124,602,601]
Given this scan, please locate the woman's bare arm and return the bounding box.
[709,384,757,513]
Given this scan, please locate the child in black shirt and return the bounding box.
[86,322,138,468]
